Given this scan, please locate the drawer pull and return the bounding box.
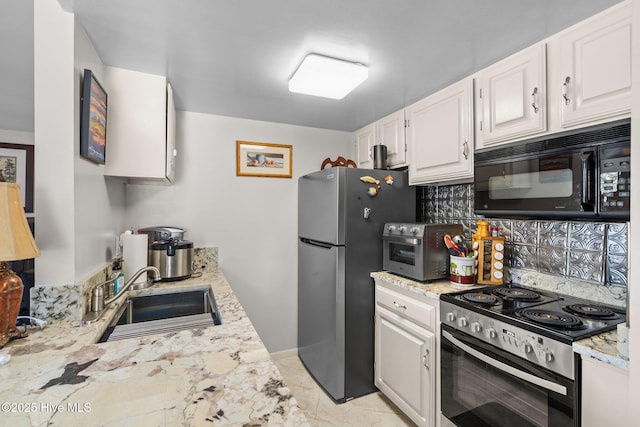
[393,301,407,310]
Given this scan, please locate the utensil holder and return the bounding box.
[472,236,505,285]
[450,255,476,286]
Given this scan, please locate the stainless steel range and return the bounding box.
[440,284,625,427]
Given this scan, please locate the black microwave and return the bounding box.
[474,119,630,220]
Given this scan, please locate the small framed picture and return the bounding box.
[236,141,292,178]
[0,143,34,213]
[80,69,108,164]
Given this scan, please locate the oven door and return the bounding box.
[382,235,424,280]
[441,325,576,427]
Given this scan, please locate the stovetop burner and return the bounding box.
[493,288,540,301]
[441,283,626,342]
[462,293,500,305]
[440,284,627,378]
[519,309,584,330]
[450,283,557,314]
[564,304,618,319]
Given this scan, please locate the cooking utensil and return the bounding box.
[452,234,468,256]
[444,234,463,256]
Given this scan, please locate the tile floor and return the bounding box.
[272,350,415,426]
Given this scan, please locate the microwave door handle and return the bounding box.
[580,151,595,211]
[443,330,568,396]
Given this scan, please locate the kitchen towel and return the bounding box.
[122,233,148,284]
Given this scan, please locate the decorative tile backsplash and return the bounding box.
[418,183,629,293]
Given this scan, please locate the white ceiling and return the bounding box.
[1,0,623,133]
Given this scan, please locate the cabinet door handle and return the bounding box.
[463,140,469,160]
[531,87,539,113]
[423,348,430,370]
[562,76,571,105]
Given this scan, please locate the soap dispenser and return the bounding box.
[112,258,125,294]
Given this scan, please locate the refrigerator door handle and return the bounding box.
[300,237,334,249]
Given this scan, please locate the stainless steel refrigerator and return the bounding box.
[297,167,415,402]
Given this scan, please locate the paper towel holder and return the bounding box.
[121,233,149,285]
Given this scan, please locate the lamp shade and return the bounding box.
[0,183,40,262]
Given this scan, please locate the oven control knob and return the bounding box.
[486,328,497,339]
[398,226,407,233]
[446,312,456,322]
[523,343,533,354]
[471,322,482,333]
[542,351,554,363]
[410,227,420,235]
[387,225,396,232]
[458,317,468,328]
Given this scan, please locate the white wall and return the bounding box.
[125,111,353,351]
[34,0,76,284]
[73,20,127,280]
[33,0,126,285]
[0,130,34,145]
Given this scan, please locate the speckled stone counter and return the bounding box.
[370,271,483,299]
[574,330,629,371]
[0,269,309,426]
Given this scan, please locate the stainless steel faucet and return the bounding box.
[104,266,161,305]
[84,265,161,325]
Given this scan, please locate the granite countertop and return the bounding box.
[370,271,484,299]
[574,330,629,371]
[0,269,309,426]
[372,271,630,371]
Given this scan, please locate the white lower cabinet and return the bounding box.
[581,356,629,427]
[374,280,438,427]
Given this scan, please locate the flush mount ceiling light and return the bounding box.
[288,54,368,100]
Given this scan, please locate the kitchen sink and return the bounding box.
[97,289,222,343]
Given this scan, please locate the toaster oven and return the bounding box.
[382,223,462,281]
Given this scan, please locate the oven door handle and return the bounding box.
[382,235,421,245]
[443,330,567,396]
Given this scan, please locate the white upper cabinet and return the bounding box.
[355,109,407,169]
[476,44,547,148]
[356,0,630,179]
[104,67,177,184]
[407,78,473,185]
[554,1,632,128]
[355,123,376,168]
[164,84,177,183]
[377,109,407,167]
